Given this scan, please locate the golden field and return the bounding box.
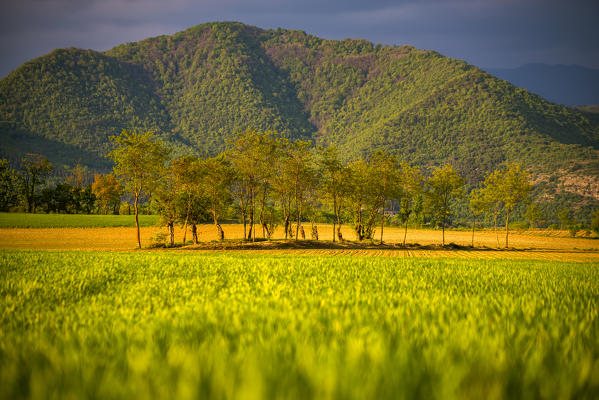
[1,223,598,262]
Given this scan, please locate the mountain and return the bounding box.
[1,22,598,217]
[486,63,599,106]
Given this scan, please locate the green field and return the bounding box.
[1,250,598,399]
[0,213,159,228]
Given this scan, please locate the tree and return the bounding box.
[468,188,487,247]
[171,156,203,244]
[397,162,423,246]
[66,163,90,188]
[92,173,124,214]
[317,146,350,242]
[77,185,96,214]
[477,170,503,247]
[108,129,170,248]
[153,168,178,247]
[227,129,278,241]
[346,159,372,241]
[271,149,295,240]
[39,183,75,213]
[286,140,315,241]
[369,151,400,244]
[0,159,19,211]
[271,139,315,241]
[496,163,531,248]
[425,164,465,246]
[200,156,234,241]
[20,153,54,213]
[525,203,545,230]
[558,207,573,230]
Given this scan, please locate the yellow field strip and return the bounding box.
[1,225,598,262]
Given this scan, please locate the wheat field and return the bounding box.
[1,223,598,262]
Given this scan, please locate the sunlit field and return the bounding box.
[1,221,598,261]
[1,251,597,399]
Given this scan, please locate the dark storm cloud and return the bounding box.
[1,0,598,77]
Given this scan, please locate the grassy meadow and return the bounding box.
[1,251,598,399]
[0,212,159,228]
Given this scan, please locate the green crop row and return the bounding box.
[1,250,598,399]
[0,213,159,228]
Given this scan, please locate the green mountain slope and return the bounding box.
[1,21,598,211]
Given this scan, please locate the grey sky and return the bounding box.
[1,0,598,77]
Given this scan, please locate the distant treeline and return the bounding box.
[2,128,598,247]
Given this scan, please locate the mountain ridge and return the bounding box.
[1,21,598,214]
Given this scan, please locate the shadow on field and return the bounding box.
[152,239,540,252]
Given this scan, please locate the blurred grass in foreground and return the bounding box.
[0,251,598,399]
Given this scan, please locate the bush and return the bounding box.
[567,224,581,237]
[509,220,528,230]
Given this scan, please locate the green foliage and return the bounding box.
[20,153,54,213]
[316,146,350,241]
[558,207,575,229]
[109,129,170,247]
[425,164,465,245]
[525,203,545,229]
[92,173,124,214]
[1,22,598,220]
[1,250,598,398]
[38,182,96,214]
[0,159,18,211]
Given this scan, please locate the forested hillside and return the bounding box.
[1,21,598,213]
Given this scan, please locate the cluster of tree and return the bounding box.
[0,155,125,216]
[108,128,537,249]
[5,128,599,249]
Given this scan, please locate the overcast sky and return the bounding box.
[1,0,598,77]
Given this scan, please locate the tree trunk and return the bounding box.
[300,226,305,239]
[295,202,302,241]
[168,222,174,247]
[336,211,343,241]
[134,193,141,249]
[248,206,254,241]
[182,214,189,244]
[332,198,337,243]
[216,223,224,241]
[311,224,318,240]
[471,215,476,247]
[242,211,247,241]
[332,221,336,243]
[251,190,256,242]
[380,198,385,245]
[505,210,510,248]
[355,206,363,241]
[403,221,408,247]
[213,211,224,241]
[494,213,499,248]
[192,224,198,244]
[28,178,36,213]
[284,215,290,240]
[259,188,267,239]
[442,215,446,247]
